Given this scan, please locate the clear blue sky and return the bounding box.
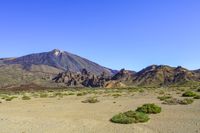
[0,0,200,71]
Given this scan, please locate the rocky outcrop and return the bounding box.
[53,66,200,88]
[111,69,135,81]
[53,69,111,87]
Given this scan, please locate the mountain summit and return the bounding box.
[3,49,114,75]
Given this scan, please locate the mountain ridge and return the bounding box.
[2,49,115,75]
[0,49,200,89]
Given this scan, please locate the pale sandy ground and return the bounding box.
[0,92,199,133]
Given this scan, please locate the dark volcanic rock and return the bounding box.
[111,69,135,81]
[53,69,111,87]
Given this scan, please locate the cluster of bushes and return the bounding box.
[1,95,17,101]
[111,111,149,124]
[163,98,194,105]
[111,103,161,124]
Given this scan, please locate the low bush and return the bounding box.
[158,90,165,95]
[182,91,197,97]
[136,103,161,114]
[157,95,172,101]
[4,96,17,101]
[40,93,48,98]
[68,92,75,95]
[163,98,194,105]
[111,113,134,124]
[22,95,31,100]
[194,95,200,99]
[82,97,99,103]
[139,89,144,93]
[124,111,150,123]
[162,98,180,105]
[110,110,149,124]
[77,92,87,96]
[112,94,122,98]
[179,98,194,105]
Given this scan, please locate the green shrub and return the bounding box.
[194,95,200,99]
[139,89,144,93]
[5,97,14,101]
[112,94,122,98]
[162,98,180,105]
[53,92,64,98]
[68,92,75,95]
[110,111,149,124]
[182,91,197,97]
[163,98,194,105]
[124,111,150,123]
[158,90,165,95]
[4,96,17,101]
[197,88,200,92]
[157,95,172,101]
[40,93,48,98]
[82,97,99,103]
[136,103,161,114]
[22,95,31,100]
[77,92,87,96]
[111,113,134,124]
[179,98,194,105]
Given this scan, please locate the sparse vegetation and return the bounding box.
[139,89,144,93]
[157,95,172,101]
[82,97,99,103]
[163,98,194,105]
[2,95,18,101]
[179,98,194,105]
[112,93,122,98]
[182,91,197,97]
[136,103,161,114]
[40,93,48,98]
[77,92,87,96]
[68,92,75,95]
[110,110,149,124]
[162,98,180,105]
[194,95,200,99]
[158,90,165,95]
[22,95,31,100]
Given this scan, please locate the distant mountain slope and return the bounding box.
[0,49,115,88]
[3,49,114,75]
[132,65,200,86]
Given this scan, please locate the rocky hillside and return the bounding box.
[52,65,200,88]
[132,65,200,86]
